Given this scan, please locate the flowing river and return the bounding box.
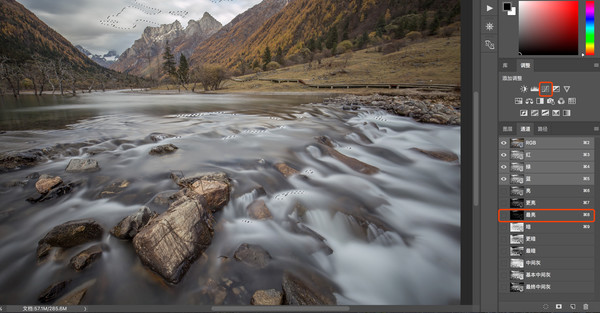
[0,91,460,305]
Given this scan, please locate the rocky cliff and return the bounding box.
[110,13,221,77]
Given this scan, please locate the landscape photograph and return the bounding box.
[0,0,461,306]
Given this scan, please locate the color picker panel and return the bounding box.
[519,1,579,55]
[587,1,595,55]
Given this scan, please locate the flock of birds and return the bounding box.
[99,0,232,30]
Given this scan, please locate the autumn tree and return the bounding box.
[197,65,229,91]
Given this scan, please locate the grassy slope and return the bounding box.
[217,35,460,93]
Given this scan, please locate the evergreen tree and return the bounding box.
[177,54,189,84]
[420,11,427,31]
[325,26,338,49]
[307,38,316,52]
[162,41,176,78]
[342,20,350,41]
[275,46,285,65]
[376,17,386,37]
[429,11,441,35]
[357,32,369,49]
[262,47,272,70]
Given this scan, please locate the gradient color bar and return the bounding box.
[519,1,579,55]
[587,1,595,55]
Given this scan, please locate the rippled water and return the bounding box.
[0,91,460,305]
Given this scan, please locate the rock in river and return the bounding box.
[251,289,283,305]
[147,132,177,142]
[173,172,231,212]
[110,206,156,240]
[35,175,63,194]
[411,148,459,163]
[70,244,103,271]
[274,162,299,178]
[65,158,100,173]
[315,136,379,175]
[38,280,70,303]
[282,270,337,305]
[233,243,271,268]
[38,219,104,251]
[247,199,272,220]
[149,144,178,155]
[54,279,96,305]
[132,195,215,284]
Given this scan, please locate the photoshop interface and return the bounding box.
[4,0,600,312]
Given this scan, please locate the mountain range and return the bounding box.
[110,0,459,77]
[110,13,222,78]
[76,45,120,68]
[0,0,100,69]
[0,0,459,85]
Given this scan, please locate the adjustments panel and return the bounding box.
[480,0,600,311]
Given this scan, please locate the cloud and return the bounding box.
[16,0,261,55]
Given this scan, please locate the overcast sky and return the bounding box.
[16,0,262,55]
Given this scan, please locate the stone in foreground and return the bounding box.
[315,136,379,175]
[35,175,62,194]
[110,206,155,240]
[233,243,271,268]
[38,219,103,250]
[251,289,283,305]
[411,148,459,162]
[282,271,337,305]
[54,279,95,305]
[132,196,215,284]
[274,163,299,178]
[247,199,272,220]
[184,173,231,211]
[65,158,100,173]
[70,244,103,271]
[149,144,179,155]
[38,280,70,303]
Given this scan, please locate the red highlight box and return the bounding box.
[539,81,553,97]
[498,208,595,223]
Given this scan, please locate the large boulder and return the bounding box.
[132,196,215,284]
[65,159,100,173]
[233,243,271,268]
[110,206,155,240]
[282,271,337,305]
[173,172,231,212]
[251,289,283,305]
[35,175,62,194]
[38,219,103,250]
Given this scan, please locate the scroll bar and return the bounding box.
[213,306,349,312]
[473,91,480,206]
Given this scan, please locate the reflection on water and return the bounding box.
[0,91,460,305]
